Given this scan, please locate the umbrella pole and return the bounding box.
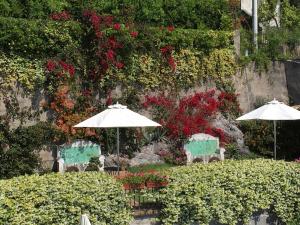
[117,127,120,172]
[274,120,277,160]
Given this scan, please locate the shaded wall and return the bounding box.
[233,61,289,112]
[285,59,300,105]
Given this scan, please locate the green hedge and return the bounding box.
[0,0,231,30]
[144,28,233,51]
[160,159,300,225]
[0,172,132,225]
[0,16,83,58]
[0,16,232,58]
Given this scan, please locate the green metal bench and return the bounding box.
[58,140,102,172]
[184,133,225,163]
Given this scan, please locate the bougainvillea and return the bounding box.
[50,11,71,21]
[143,89,240,143]
[160,45,176,72]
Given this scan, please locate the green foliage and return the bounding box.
[0,122,65,179]
[159,159,300,225]
[0,172,132,225]
[85,156,102,171]
[0,16,83,58]
[0,52,44,92]
[130,48,236,91]
[239,121,274,157]
[241,0,300,71]
[0,0,232,29]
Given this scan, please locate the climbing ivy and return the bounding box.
[0,52,44,93]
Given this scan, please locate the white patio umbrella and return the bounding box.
[80,214,91,225]
[236,99,300,159]
[74,103,161,170]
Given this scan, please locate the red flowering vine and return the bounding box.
[46,59,75,78]
[143,90,240,144]
[82,11,139,77]
[160,45,176,72]
[50,11,71,21]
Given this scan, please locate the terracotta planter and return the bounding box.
[159,181,168,187]
[146,181,168,188]
[146,181,158,189]
[123,183,131,190]
[130,183,145,190]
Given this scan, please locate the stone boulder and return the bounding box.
[104,154,130,169]
[129,143,165,167]
[211,114,249,153]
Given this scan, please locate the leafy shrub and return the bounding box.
[85,156,102,171]
[0,0,231,30]
[0,172,132,225]
[159,159,300,225]
[239,120,274,157]
[0,17,83,58]
[0,122,65,179]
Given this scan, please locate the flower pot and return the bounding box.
[158,181,168,187]
[130,183,145,190]
[146,181,158,189]
[123,183,131,190]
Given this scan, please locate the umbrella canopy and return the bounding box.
[74,103,161,170]
[80,214,91,225]
[236,99,300,159]
[236,99,300,121]
[74,103,161,128]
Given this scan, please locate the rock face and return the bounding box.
[211,114,249,153]
[104,154,130,169]
[129,143,165,167]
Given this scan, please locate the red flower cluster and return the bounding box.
[167,25,175,32]
[46,59,75,78]
[83,11,135,74]
[143,90,239,143]
[50,11,71,21]
[83,10,114,30]
[160,45,176,72]
[130,31,138,38]
[106,90,113,106]
[113,23,121,30]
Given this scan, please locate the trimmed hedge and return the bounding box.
[0,172,132,225]
[160,159,300,225]
[0,16,83,58]
[0,0,231,30]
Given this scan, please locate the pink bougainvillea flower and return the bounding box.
[168,56,176,71]
[90,13,101,29]
[50,11,71,21]
[113,23,121,30]
[106,91,113,106]
[108,36,122,49]
[95,31,103,38]
[106,50,115,61]
[104,15,114,26]
[130,31,138,38]
[59,60,69,71]
[68,65,75,77]
[160,45,173,55]
[46,60,56,72]
[167,25,175,32]
[82,89,92,97]
[115,61,124,69]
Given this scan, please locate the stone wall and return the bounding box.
[233,61,289,112]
